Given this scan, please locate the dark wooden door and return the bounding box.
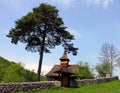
[61,74,69,87]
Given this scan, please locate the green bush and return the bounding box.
[77,61,94,79]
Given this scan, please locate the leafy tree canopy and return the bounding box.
[77,61,94,79]
[7,3,78,55]
[96,61,110,77]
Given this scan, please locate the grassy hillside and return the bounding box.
[0,56,36,83]
[12,80,120,93]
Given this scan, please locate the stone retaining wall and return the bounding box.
[0,76,118,93]
[0,81,55,93]
[70,76,119,87]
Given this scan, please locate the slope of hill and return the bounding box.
[0,56,36,83]
[13,80,120,93]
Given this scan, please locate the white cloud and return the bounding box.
[24,63,52,75]
[50,0,114,9]
[0,0,28,14]
[1,0,114,11]
[41,65,53,75]
[80,0,114,9]
[103,0,113,9]
[51,0,76,7]
[67,28,81,39]
[3,0,22,9]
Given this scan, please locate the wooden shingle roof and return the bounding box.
[54,67,74,74]
[46,65,79,77]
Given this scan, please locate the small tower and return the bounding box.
[60,49,70,67]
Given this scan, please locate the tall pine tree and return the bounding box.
[7,3,78,81]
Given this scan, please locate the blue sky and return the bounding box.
[0,0,120,75]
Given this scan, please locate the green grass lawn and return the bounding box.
[11,80,120,93]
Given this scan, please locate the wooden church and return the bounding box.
[46,49,79,87]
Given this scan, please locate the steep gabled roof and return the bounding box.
[46,65,79,77]
[54,67,74,75]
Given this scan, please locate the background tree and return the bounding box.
[99,43,120,77]
[77,61,94,79]
[96,61,110,77]
[7,3,78,81]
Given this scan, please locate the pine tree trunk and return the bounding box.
[37,32,46,81]
[37,50,44,81]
